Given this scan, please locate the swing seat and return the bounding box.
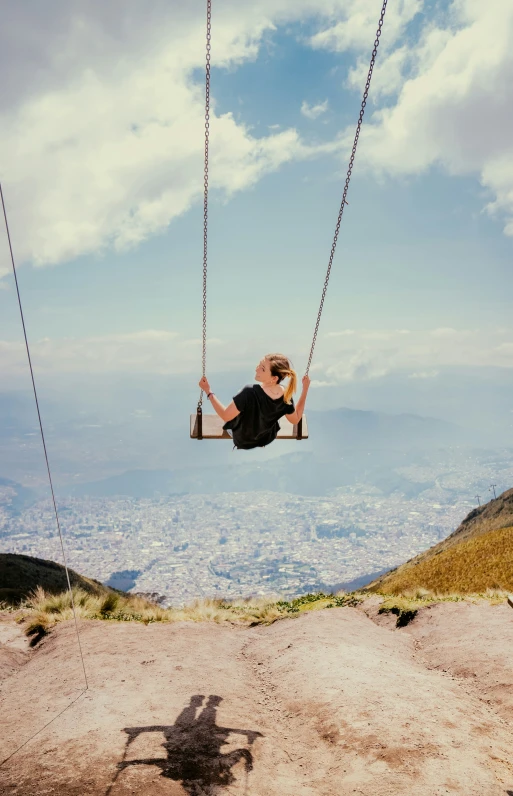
[190,413,308,440]
[508,595,513,610]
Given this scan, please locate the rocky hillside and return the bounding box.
[0,553,111,604]
[366,488,513,595]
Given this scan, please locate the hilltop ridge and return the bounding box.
[366,488,513,595]
[446,487,513,543]
[0,553,112,605]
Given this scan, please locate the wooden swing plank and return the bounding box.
[190,413,308,440]
[508,595,513,610]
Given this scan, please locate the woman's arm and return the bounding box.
[286,374,310,424]
[198,376,240,423]
[209,395,240,423]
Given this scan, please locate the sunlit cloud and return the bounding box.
[2,0,415,279]
[300,99,329,120]
[3,326,513,381]
[344,0,513,237]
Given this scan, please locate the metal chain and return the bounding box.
[198,0,212,409]
[305,0,388,376]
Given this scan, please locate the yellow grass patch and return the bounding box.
[373,525,513,595]
[17,588,361,642]
[15,581,510,644]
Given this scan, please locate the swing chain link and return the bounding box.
[305,0,388,377]
[199,0,212,409]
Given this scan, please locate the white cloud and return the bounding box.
[2,0,511,288]
[0,330,184,375]
[429,327,474,339]
[347,0,513,236]
[347,44,412,98]
[309,0,421,53]
[317,326,513,383]
[325,351,392,383]
[408,370,439,379]
[0,0,406,279]
[0,328,254,377]
[496,343,513,355]
[4,325,513,380]
[0,64,324,275]
[310,379,336,388]
[301,99,329,120]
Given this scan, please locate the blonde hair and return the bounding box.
[265,353,297,404]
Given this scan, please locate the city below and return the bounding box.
[3,445,512,605]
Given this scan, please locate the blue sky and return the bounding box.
[1,0,512,426]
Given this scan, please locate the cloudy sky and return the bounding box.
[1,0,512,414]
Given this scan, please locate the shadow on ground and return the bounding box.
[107,694,263,795]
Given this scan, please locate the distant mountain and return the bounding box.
[66,407,468,498]
[0,392,39,439]
[0,478,38,516]
[0,553,112,605]
[307,407,470,452]
[67,453,434,499]
[0,384,489,488]
[365,488,513,595]
[69,469,183,499]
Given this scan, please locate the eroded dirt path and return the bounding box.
[0,613,30,684]
[1,600,513,795]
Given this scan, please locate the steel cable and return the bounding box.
[0,182,88,691]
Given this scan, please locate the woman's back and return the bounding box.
[223,384,295,449]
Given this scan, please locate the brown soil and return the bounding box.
[0,617,29,684]
[1,598,513,795]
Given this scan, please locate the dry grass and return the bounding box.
[16,583,512,643]
[17,588,362,643]
[371,525,513,596]
[375,587,510,627]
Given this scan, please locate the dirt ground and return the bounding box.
[1,597,513,796]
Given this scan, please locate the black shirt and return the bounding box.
[223,384,295,450]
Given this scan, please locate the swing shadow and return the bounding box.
[106,694,263,795]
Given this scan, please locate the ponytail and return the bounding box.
[265,353,297,405]
[283,369,297,404]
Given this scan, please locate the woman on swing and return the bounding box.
[199,353,310,450]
